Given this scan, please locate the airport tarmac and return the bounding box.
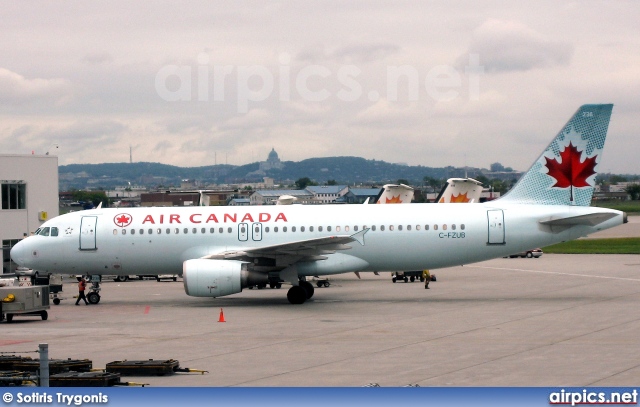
[2,253,640,387]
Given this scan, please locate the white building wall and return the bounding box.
[1,155,59,240]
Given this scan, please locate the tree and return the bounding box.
[71,190,108,208]
[295,177,317,189]
[326,180,337,185]
[626,184,640,200]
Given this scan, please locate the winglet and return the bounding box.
[350,228,368,246]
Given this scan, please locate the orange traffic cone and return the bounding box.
[218,308,226,322]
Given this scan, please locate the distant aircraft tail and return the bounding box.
[499,104,613,206]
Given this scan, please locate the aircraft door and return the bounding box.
[252,223,262,241]
[80,216,98,250]
[487,210,505,245]
[238,223,248,242]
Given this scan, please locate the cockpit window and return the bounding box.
[35,228,42,235]
[51,227,59,237]
[41,227,50,236]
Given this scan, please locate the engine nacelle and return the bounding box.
[183,259,268,297]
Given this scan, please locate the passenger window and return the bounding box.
[354,225,359,231]
[433,225,438,231]
[219,227,223,233]
[416,225,421,231]
[227,227,232,233]
[336,226,341,232]
[461,224,465,230]
[241,225,246,233]
[148,229,153,234]
[390,225,394,231]
[372,225,376,231]
[140,229,144,235]
[131,229,135,235]
[345,226,349,232]
[210,228,215,233]
[265,227,270,233]
[166,228,171,234]
[310,226,314,232]
[175,228,179,234]
[318,226,323,232]
[51,227,59,236]
[398,225,402,231]
[327,226,332,232]
[425,225,429,231]
[184,228,188,234]
[407,225,411,231]
[283,226,288,232]
[443,224,447,231]
[292,226,296,232]
[113,230,118,235]
[452,224,456,230]
[201,228,205,234]
[274,227,279,233]
[301,226,305,232]
[157,228,162,234]
[381,225,385,231]
[121,229,126,235]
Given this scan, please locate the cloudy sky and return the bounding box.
[1,1,639,173]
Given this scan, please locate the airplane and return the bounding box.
[436,178,483,203]
[10,104,627,304]
[376,184,414,204]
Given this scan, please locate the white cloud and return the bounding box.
[463,19,573,73]
[0,68,71,105]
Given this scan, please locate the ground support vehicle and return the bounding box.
[0,285,50,322]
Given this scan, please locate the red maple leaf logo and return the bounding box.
[544,142,597,188]
[114,213,132,227]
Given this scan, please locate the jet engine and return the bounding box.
[183,259,268,297]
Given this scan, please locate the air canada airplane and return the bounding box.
[11,104,627,304]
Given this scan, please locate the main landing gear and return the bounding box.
[286,280,315,304]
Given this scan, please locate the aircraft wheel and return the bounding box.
[392,277,397,283]
[275,283,281,289]
[316,282,323,288]
[300,281,314,299]
[173,277,177,282]
[115,276,127,282]
[287,286,307,304]
[87,292,100,304]
[41,311,48,321]
[53,298,60,305]
[404,277,408,283]
[420,277,425,282]
[410,276,415,282]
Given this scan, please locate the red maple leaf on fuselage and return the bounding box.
[544,142,597,188]
[116,215,130,225]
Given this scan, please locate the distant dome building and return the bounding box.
[259,148,284,171]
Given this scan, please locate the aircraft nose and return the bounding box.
[10,239,28,266]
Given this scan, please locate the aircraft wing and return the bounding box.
[201,229,368,264]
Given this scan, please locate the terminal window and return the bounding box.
[1,183,26,210]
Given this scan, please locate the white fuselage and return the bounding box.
[10,202,624,277]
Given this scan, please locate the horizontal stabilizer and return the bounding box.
[539,212,618,227]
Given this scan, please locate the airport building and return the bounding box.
[1,154,59,273]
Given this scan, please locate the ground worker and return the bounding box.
[75,277,88,305]
[423,270,431,289]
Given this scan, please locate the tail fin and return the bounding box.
[499,104,613,206]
